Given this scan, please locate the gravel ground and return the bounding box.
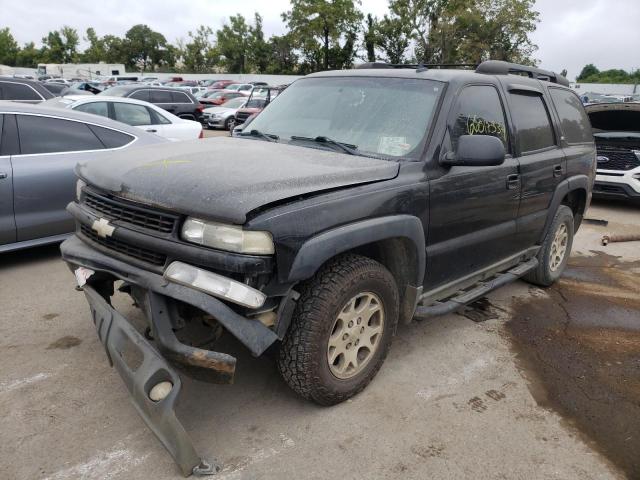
[0,199,638,480]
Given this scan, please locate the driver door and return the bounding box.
[0,114,17,245]
[425,84,521,290]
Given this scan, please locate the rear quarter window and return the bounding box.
[549,88,593,144]
[150,90,173,103]
[171,91,192,103]
[16,115,104,154]
[509,92,556,153]
[88,125,135,148]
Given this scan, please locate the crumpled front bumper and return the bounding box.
[60,235,280,476]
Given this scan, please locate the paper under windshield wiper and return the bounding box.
[239,129,279,142]
[290,136,359,156]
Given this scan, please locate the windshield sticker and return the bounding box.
[466,115,506,141]
[378,136,411,156]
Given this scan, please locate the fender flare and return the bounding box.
[286,215,426,285]
[539,174,590,242]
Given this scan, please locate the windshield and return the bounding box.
[246,76,443,159]
[221,97,246,109]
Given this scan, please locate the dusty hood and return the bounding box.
[77,136,399,224]
[586,103,640,133]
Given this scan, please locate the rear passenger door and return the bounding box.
[0,114,17,245]
[11,114,134,241]
[503,85,566,248]
[112,102,164,136]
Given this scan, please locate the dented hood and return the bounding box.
[77,136,399,224]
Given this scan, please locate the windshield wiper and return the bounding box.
[239,129,279,142]
[290,136,359,156]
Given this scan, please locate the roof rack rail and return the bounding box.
[476,60,570,87]
[356,62,477,71]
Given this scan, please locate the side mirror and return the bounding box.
[441,135,506,167]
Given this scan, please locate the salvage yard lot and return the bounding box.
[1,199,638,480]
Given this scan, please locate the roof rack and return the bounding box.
[476,60,570,87]
[356,62,477,71]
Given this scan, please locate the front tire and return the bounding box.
[277,254,399,406]
[524,205,574,287]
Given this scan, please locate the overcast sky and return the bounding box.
[3,0,638,80]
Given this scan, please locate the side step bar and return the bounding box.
[413,257,538,320]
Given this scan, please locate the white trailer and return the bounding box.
[37,63,127,79]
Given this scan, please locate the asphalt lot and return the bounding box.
[1,199,638,480]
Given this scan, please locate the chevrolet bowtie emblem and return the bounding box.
[92,218,115,238]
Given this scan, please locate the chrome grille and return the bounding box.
[80,224,167,266]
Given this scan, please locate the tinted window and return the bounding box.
[450,85,508,151]
[17,115,104,154]
[150,90,173,103]
[88,125,135,148]
[0,81,42,101]
[509,93,556,153]
[74,101,109,118]
[150,109,171,125]
[171,91,191,103]
[113,102,153,126]
[129,89,150,101]
[549,88,593,144]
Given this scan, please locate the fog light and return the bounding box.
[149,381,173,402]
[164,261,266,309]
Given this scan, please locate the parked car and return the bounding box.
[69,81,103,94]
[248,81,269,86]
[0,77,54,102]
[41,82,70,96]
[60,60,595,475]
[44,95,204,141]
[198,89,244,107]
[233,86,281,127]
[179,86,208,96]
[202,97,247,130]
[0,102,165,253]
[45,78,70,85]
[586,102,640,202]
[223,83,254,94]
[99,85,204,122]
[201,79,234,89]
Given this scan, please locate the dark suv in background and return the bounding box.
[100,85,204,122]
[0,77,55,103]
[61,61,595,476]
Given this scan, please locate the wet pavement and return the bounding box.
[507,249,640,478]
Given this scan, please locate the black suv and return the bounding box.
[60,61,595,476]
[100,85,204,122]
[0,77,54,103]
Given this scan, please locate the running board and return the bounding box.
[413,257,538,320]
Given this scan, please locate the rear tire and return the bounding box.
[524,205,574,287]
[277,254,399,406]
[224,117,234,130]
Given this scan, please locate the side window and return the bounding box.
[171,91,191,103]
[549,88,593,144]
[450,85,508,151]
[113,103,153,126]
[74,102,109,119]
[129,90,150,102]
[16,115,104,154]
[0,82,42,101]
[509,92,556,153]
[150,108,171,125]
[0,115,3,152]
[151,90,173,103]
[88,125,135,149]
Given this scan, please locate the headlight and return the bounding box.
[76,179,86,200]
[181,218,274,255]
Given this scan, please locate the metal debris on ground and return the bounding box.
[601,233,640,245]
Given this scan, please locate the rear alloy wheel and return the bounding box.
[524,205,574,287]
[224,117,234,130]
[278,254,399,405]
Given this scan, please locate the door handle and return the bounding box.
[553,165,563,177]
[146,129,158,133]
[0,172,7,179]
[506,174,520,190]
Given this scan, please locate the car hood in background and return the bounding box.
[77,137,399,224]
[586,102,640,133]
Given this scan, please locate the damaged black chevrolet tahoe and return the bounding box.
[60,61,596,476]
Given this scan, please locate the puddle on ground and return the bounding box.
[507,252,640,478]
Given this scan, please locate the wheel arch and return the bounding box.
[539,175,590,242]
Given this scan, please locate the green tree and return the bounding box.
[266,34,298,74]
[216,14,252,73]
[376,14,412,64]
[248,13,271,73]
[577,64,599,81]
[363,14,377,62]
[82,28,106,62]
[283,0,364,71]
[41,26,79,63]
[15,42,39,67]
[0,27,19,65]
[183,25,218,73]
[122,24,168,72]
[102,35,126,63]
